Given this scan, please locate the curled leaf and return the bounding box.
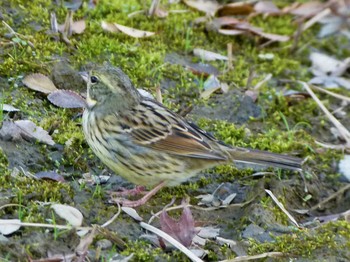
[22,73,58,94]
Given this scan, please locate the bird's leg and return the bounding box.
[109,181,166,207]
[110,185,147,197]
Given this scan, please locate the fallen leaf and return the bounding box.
[289,1,325,17]
[15,120,55,146]
[183,0,220,16]
[217,2,254,16]
[22,73,58,94]
[309,52,350,89]
[3,104,20,112]
[48,90,87,108]
[122,207,143,221]
[71,20,86,34]
[339,154,350,182]
[101,21,155,38]
[51,204,83,227]
[200,75,221,99]
[254,1,280,14]
[310,52,350,77]
[34,171,66,182]
[159,202,197,247]
[0,219,21,235]
[0,120,55,146]
[193,48,228,61]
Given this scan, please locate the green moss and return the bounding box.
[249,221,350,257]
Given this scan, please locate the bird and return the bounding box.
[82,64,302,207]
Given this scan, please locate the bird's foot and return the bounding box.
[108,182,165,207]
[109,185,147,197]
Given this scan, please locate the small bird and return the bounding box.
[82,64,302,207]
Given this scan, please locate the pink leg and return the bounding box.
[109,185,147,197]
[109,182,166,207]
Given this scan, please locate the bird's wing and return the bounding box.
[121,99,228,161]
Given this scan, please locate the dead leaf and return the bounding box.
[15,120,55,146]
[200,75,221,99]
[0,120,55,146]
[193,48,228,61]
[58,20,86,35]
[254,1,280,14]
[0,219,21,235]
[34,171,66,182]
[217,2,254,16]
[159,201,197,247]
[3,104,20,112]
[289,1,325,17]
[101,21,155,38]
[339,155,350,182]
[122,207,143,221]
[48,90,87,108]
[70,20,86,34]
[309,52,350,89]
[51,204,83,227]
[183,0,220,16]
[22,73,58,94]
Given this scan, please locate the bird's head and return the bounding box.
[84,65,141,114]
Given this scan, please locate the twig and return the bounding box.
[219,252,285,262]
[310,184,350,211]
[0,220,91,231]
[254,73,272,90]
[302,8,331,32]
[101,202,121,228]
[265,189,300,228]
[311,84,350,103]
[227,43,233,70]
[299,81,350,147]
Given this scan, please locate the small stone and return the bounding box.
[96,239,112,250]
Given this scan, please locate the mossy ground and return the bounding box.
[0,0,349,260]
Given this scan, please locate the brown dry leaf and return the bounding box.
[159,202,197,247]
[48,90,87,108]
[101,21,155,38]
[51,204,83,227]
[183,0,220,16]
[217,2,254,16]
[254,1,280,14]
[289,1,325,17]
[22,73,58,94]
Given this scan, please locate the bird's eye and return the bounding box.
[90,76,99,84]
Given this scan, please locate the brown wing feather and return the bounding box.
[122,100,228,161]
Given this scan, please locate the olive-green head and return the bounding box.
[85,65,141,114]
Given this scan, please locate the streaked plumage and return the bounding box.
[82,65,302,189]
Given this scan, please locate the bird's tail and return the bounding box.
[226,147,302,171]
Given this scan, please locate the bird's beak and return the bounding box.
[79,71,89,83]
